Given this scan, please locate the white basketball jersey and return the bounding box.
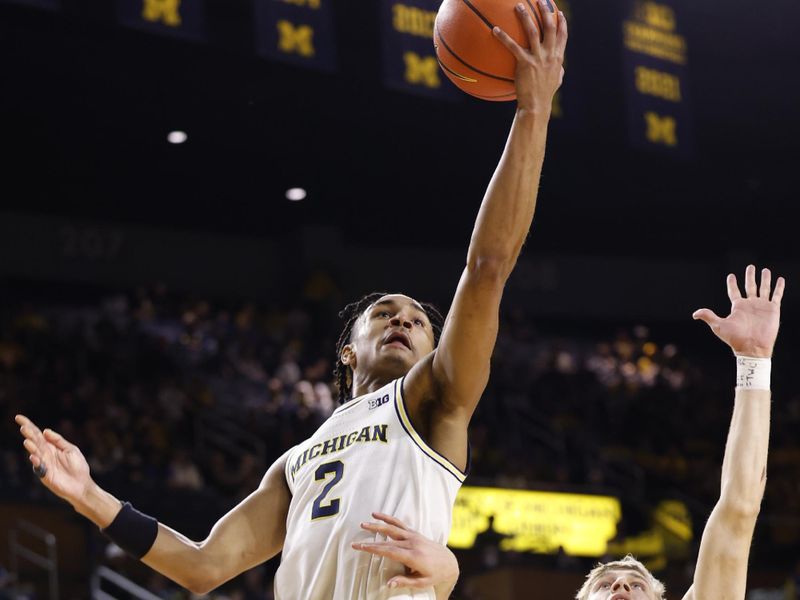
[274,377,466,600]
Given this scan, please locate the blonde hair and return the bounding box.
[575,555,666,600]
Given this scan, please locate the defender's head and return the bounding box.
[576,556,665,600]
[334,292,444,404]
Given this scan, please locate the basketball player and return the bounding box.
[14,3,567,598]
[354,265,785,600]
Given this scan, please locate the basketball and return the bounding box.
[434,0,558,101]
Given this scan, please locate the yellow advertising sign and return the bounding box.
[448,486,621,557]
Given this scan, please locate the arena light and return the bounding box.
[167,130,188,144]
[286,188,307,202]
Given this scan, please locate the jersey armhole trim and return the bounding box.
[394,377,468,484]
[283,447,296,492]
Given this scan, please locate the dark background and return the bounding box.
[2,0,799,258]
[1,0,799,598]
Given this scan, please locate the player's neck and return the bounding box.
[350,373,395,399]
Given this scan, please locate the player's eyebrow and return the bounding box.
[593,572,650,589]
[593,577,610,589]
[623,572,649,586]
[371,298,428,316]
[370,299,397,312]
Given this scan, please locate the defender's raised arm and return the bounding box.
[357,266,786,600]
[684,265,785,600]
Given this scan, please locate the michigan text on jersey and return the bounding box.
[289,425,389,481]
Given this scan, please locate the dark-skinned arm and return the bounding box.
[16,413,290,595]
[404,2,567,470]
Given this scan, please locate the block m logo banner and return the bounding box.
[117,0,206,41]
[256,0,337,72]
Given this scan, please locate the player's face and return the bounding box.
[586,569,656,600]
[349,294,435,379]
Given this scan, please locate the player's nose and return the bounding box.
[389,314,413,329]
[611,579,631,593]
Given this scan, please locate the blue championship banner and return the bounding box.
[622,0,692,157]
[1,0,59,9]
[381,0,460,100]
[255,0,337,72]
[117,0,207,41]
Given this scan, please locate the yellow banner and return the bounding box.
[449,486,621,556]
[116,0,206,40]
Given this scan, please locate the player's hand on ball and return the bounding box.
[693,265,785,358]
[16,414,93,505]
[352,512,459,591]
[492,1,567,112]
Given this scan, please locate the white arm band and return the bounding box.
[735,356,771,391]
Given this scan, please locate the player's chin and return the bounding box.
[377,349,417,372]
[380,343,416,358]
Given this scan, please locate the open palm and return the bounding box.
[693,265,785,358]
[16,414,92,505]
[352,512,459,591]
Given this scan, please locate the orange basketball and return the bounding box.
[434,0,558,101]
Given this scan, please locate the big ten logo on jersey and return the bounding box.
[368,394,391,410]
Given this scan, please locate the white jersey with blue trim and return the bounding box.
[275,377,466,600]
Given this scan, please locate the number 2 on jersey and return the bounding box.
[311,460,344,520]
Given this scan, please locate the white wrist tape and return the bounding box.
[736,356,771,391]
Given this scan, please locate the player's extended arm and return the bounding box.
[683,265,785,600]
[405,3,567,455]
[16,415,290,595]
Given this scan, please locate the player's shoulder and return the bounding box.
[260,447,294,492]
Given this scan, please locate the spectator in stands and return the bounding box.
[166,448,204,491]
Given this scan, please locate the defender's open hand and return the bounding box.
[693,265,785,358]
[492,1,567,112]
[352,512,458,591]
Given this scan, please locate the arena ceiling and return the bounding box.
[1,0,798,260]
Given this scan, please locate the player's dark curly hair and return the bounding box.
[333,292,445,404]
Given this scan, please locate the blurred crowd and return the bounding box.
[1,282,798,598]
